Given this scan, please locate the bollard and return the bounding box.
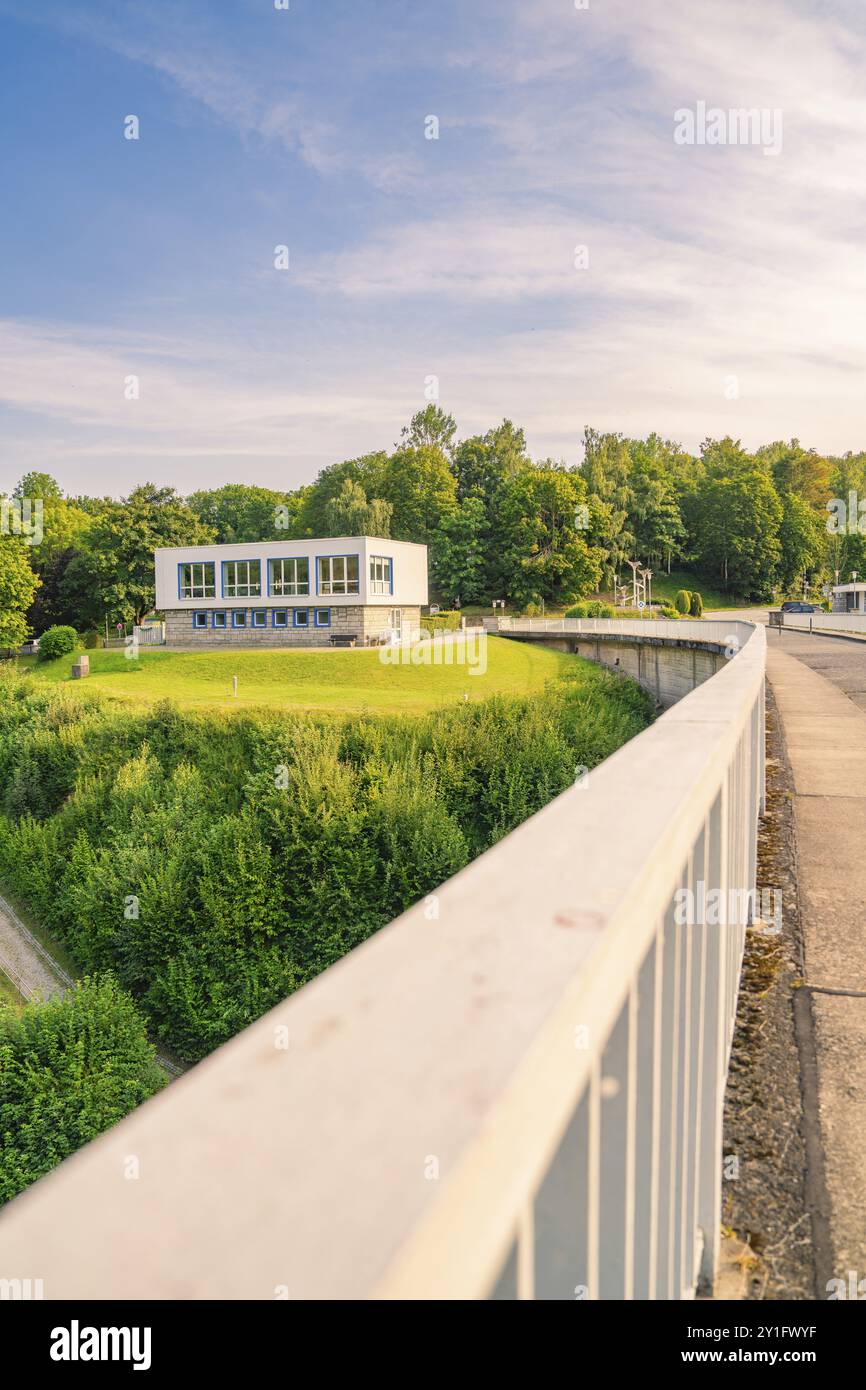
[233,675,238,697]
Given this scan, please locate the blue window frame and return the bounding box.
[268,557,310,597]
[314,608,330,627]
[272,609,289,628]
[222,559,261,598]
[178,561,216,600]
[293,608,310,628]
[192,611,209,630]
[251,609,267,628]
[316,554,360,595]
[369,555,393,595]
[212,611,227,629]
[232,610,248,628]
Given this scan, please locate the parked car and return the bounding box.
[780,601,820,613]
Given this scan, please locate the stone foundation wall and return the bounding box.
[164,607,422,648]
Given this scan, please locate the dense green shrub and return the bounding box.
[0,665,654,1062]
[689,592,703,617]
[421,611,461,634]
[83,630,101,649]
[674,590,691,615]
[659,605,680,619]
[0,975,165,1205]
[565,600,616,619]
[37,625,78,661]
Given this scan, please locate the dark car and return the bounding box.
[780,601,819,613]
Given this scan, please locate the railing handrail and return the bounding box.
[0,622,766,1300]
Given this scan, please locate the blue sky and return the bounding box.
[2,0,866,495]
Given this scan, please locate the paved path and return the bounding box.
[765,642,866,1284]
[0,891,69,1000]
[0,889,184,1077]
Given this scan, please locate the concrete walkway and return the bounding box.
[0,891,68,1000]
[766,646,866,1285]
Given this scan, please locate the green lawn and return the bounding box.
[647,569,743,611]
[11,637,578,715]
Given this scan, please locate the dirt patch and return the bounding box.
[721,683,815,1299]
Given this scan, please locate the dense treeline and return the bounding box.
[0,975,165,1203]
[0,666,652,1061]
[3,414,862,639]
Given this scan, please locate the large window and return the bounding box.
[222,559,261,598]
[179,561,215,600]
[317,554,359,595]
[369,555,392,595]
[269,557,309,597]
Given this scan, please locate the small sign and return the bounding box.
[429,605,440,615]
[638,600,646,610]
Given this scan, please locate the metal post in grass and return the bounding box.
[233,675,238,698]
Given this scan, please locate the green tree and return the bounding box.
[399,404,457,454]
[12,471,63,501]
[381,444,458,545]
[431,497,487,605]
[778,492,826,594]
[186,483,293,543]
[0,536,39,648]
[626,435,689,571]
[452,419,528,502]
[300,453,389,536]
[579,429,637,584]
[67,485,214,626]
[321,480,393,538]
[0,975,165,1204]
[495,465,603,607]
[687,439,782,598]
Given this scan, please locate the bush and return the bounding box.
[0,666,654,1063]
[689,592,703,617]
[659,605,680,620]
[565,600,616,619]
[0,975,165,1205]
[37,626,78,662]
[421,611,461,634]
[674,590,692,615]
[523,601,542,616]
[83,630,101,649]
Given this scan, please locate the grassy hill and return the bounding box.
[642,569,744,611]
[12,637,577,715]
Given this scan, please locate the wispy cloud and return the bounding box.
[3,0,866,492]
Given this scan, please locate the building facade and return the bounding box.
[831,581,866,613]
[154,536,428,646]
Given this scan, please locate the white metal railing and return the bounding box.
[483,615,732,640]
[0,622,766,1300]
[775,610,866,634]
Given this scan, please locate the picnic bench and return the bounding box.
[329,634,357,648]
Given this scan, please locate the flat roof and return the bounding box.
[155,535,426,555]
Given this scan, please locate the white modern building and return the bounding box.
[154,536,428,646]
[831,580,866,613]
